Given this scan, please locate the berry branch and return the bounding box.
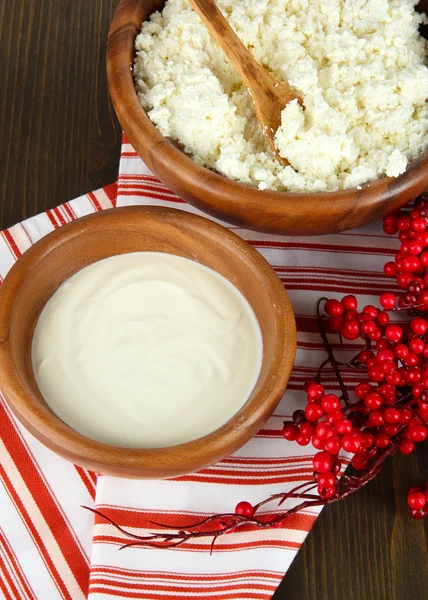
[83,194,428,549]
[316,298,352,408]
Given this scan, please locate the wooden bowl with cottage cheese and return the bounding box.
[0,206,296,478]
[107,0,428,236]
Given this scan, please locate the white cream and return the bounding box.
[31,252,263,448]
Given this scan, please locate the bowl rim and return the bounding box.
[0,206,296,477]
[106,0,428,214]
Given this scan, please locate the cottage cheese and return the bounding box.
[134,0,428,192]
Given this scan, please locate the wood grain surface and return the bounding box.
[0,0,427,598]
[0,0,121,229]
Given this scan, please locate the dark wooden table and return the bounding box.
[1,2,427,599]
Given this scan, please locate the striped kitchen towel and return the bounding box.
[0,136,399,600]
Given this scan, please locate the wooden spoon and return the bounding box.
[187,0,300,167]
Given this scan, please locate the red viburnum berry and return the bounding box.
[341,320,360,340]
[317,472,336,488]
[300,422,314,438]
[383,407,401,424]
[351,454,370,471]
[385,324,403,342]
[305,403,324,422]
[341,295,358,310]
[354,382,371,399]
[314,422,334,439]
[330,316,345,332]
[324,436,341,456]
[325,299,344,317]
[296,433,310,446]
[384,261,396,277]
[379,292,396,310]
[409,507,428,519]
[374,433,391,449]
[318,485,336,499]
[365,392,383,410]
[282,423,298,441]
[399,409,412,425]
[321,394,341,413]
[408,425,427,442]
[342,432,363,454]
[407,491,427,511]
[361,432,375,449]
[398,438,415,455]
[235,501,255,517]
[411,318,428,335]
[312,436,324,450]
[313,452,332,473]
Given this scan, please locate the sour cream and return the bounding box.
[31,252,263,448]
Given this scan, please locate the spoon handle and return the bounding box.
[187,0,268,90]
[187,0,297,167]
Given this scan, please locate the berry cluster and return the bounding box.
[280,292,428,508]
[238,202,428,524]
[383,195,428,313]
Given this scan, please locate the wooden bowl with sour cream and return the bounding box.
[106,0,428,236]
[0,206,296,478]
